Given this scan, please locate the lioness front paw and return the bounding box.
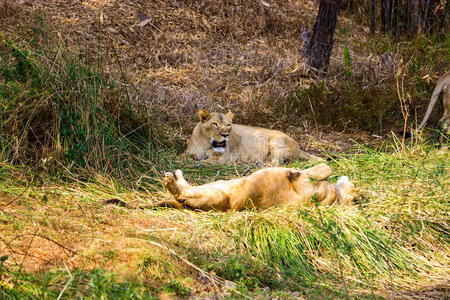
[164,172,174,183]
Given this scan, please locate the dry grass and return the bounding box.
[1,1,448,160]
[1,143,449,298]
[4,0,447,141]
[0,1,449,299]
[1,0,319,122]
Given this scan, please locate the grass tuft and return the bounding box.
[0,37,176,181]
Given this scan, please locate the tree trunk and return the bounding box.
[386,0,393,32]
[411,0,419,34]
[370,0,377,34]
[423,0,431,32]
[393,0,400,41]
[380,0,386,32]
[379,0,445,37]
[306,0,342,73]
[444,0,450,33]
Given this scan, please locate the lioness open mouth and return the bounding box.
[212,140,227,153]
[212,140,226,148]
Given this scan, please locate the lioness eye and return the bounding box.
[212,123,219,127]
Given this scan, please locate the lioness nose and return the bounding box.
[221,133,229,138]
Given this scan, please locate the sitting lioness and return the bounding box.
[159,163,357,211]
[185,110,322,165]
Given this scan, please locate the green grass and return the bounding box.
[0,36,178,182]
[1,268,161,300]
[1,142,448,299]
[0,17,449,300]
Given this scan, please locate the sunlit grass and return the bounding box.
[0,26,448,300]
[1,142,448,299]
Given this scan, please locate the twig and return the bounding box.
[106,34,132,105]
[139,228,177,233]
[33,234,79,255]
[307,95,319,133]
[13,233,79,256]
[139,239,249,298]
[18,230,37,273]
[0,235,52,265]
[0,235,20,266]
[0,186,30,210]
[56,262,74,300]
[395,64,410,147]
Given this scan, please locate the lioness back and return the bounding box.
[227,124,299,162]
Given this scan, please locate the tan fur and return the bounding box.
[186,110,322,165]
[159,164,357,211]
[418,71,450,134]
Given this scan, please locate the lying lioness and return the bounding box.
[185,110,322,165]
[158,163,357,211]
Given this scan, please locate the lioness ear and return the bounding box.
[288,170,302,182]
[225,111,234,121]
[198,109,211,122]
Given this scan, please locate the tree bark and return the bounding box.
[385,0,393,32]
[379,0,445,37]
[444,0,450,33]
[411,0,419,34]
[370,0,377,34]
[423,0,431,31]
[393,0,400,41]
[306,0,342,73]
[380,0,386,32]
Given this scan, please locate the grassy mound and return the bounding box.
[0,143,448,299]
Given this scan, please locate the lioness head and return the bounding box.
[197,109,234,153]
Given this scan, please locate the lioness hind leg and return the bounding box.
[163,172,183,198]
[173,169,191,189]
[296,149,324,162]
[269,138,322,164]
[164,170,192,195]
[441,97,449,133]
[439,86,450,138]
[181,188,230,211]
[335,176,358,205]
[301,163,332,181]
[269,138,295,165]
